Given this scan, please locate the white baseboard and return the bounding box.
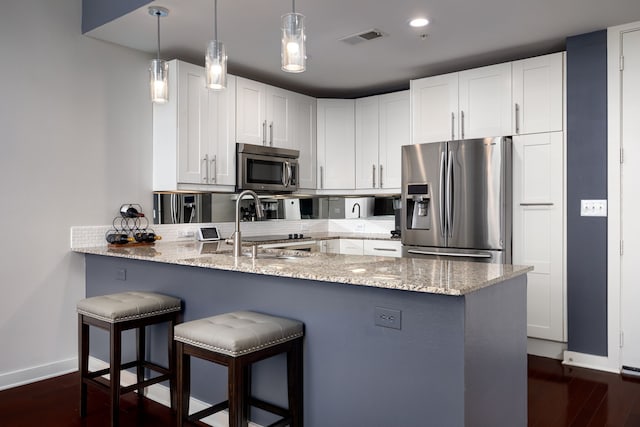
[0,357,77,391]
[89,357,262,427]
[563,351,620,374]
[527,338,567,360]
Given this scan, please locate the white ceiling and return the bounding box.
[87,0,640,98]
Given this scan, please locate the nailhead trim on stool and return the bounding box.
[77,291,182,427]
[175,311,304,427]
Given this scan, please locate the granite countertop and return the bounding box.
[72,240,532,296]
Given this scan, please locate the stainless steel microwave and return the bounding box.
[236,143,299,192]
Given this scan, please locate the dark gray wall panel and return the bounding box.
[82,0,151,33]
[566,30,608,356]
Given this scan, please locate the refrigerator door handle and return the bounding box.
[407,249,492,259]
[446,150,454,238]
[439,151,446,238]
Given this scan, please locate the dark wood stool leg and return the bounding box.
[228,358,249,427]
[288,338,304,427]
[136,325,146,400]
[168,315,178,411]
[176,342,189,427]
[110,323,122,427]
[78,315,89,418]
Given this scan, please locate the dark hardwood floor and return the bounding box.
[2,355,640,426]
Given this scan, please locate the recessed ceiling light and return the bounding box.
[409,18,429,28]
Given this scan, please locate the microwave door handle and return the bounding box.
[282,161,288,187]
[287,162,293,187]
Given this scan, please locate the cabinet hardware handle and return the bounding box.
[451,112,455,140]
[373,247,397,252]
[210,155,216,183]
[379,164,383,188]
[202,154,209,182]
[519,202,554,206]
[372,164,376,188]
[460,110,465,139]
[320,166,324,189]
[262,120,267,145]
[515,103,520,134]
[269,122,274,146]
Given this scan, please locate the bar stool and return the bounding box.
[174,311,304,427]
[77,291,182,427]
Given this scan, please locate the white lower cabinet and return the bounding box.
[512,132,565,342]
[363,240,401,257]
[340,239,364,255]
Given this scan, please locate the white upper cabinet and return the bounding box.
[411,72,459,143]
[153,60,236,192]
[236,77,294,148]
[512,52,564,135]
[458,62,513,139]
[512,132,565,341]
[291,93,317,189]
[317,99,355,190]
[356,91,409,190]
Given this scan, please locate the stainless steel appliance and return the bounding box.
[153,193,212,224]
[236,143,299,192]
[401,137,512,263]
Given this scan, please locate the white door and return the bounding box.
[293,93,316,189]
[317,99,355,190]
[236,77,266,145]
[410,72,458,143]
[459,63,513,139]
[355,96,379,189]
[177,62,208,184]
[620,28,640,370]
[206,75,236,186]
[513,132,565,341]
[512,52,564,135]
[266,87,293,148]
[378,90,409,189]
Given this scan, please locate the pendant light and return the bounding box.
[281,0,306,73]
[205,0,227,90]
[149,7,169,103]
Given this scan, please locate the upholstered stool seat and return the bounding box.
[175,311,304,427]
[77,291,182,427]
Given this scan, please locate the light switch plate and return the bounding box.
[580,200,607,217]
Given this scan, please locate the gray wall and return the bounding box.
[566,30,608,356]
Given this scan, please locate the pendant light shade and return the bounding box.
[149,7,169,104]
[281,0,306,73]
[206,0,227,90]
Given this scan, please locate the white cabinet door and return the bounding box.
[320,239,341,254]
[266,86,294,148]
[513,132,564,341]
[378,90,409,189]
[512,52,564,135]
[339,239,364,255]
[206,75,236,186]
[363,240,401,257]
[411,72,459,143]
[236,77,266,145]
[292,93,316,189]
[355,96,380,189]
[177,62,208,184]
[459,62,513,139]
[317,99,355,190]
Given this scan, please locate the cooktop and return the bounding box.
[243,234,309,242]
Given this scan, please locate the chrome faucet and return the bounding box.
[352,202,361,218]
[233,190,264,257]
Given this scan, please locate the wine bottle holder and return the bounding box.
[105,204,161,245]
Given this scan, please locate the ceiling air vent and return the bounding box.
[339,29,385,45]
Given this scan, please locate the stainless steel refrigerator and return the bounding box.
[401,137,512,263]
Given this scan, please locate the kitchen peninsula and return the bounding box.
[73,240,532,427]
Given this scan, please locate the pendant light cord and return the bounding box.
[156,12,161,60]
[292,0,296,13]
[214,0,218,41]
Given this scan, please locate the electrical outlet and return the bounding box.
[300,223,310,232]
[580,200,607,217]
[177,229,196,238]
[116,269,126,281]
[375,307,401,330]
[355,222,365,232]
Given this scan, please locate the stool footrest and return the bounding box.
[249,397,289,418]
[121,374,170,394]
[188,400,229,422]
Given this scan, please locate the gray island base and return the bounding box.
[82,251,527,427]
